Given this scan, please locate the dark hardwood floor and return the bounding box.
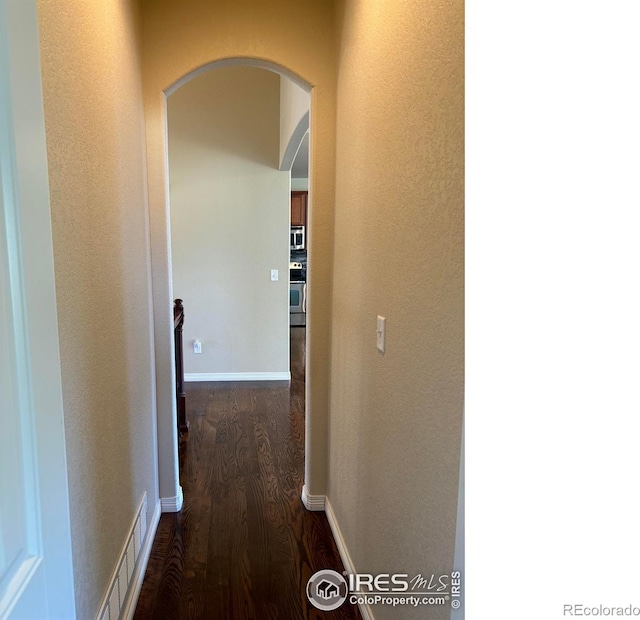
[134,327,360,620]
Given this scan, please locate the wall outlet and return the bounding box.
[193,340,202,354]
[376,316,386,353]
[270,269,279,281]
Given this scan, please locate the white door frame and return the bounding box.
[0,0,75,617]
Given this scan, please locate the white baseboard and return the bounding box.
[160,485,183,513]
[184,372,290,382]
[325,498,375,620]
[301,484,325,511]
[96,493,162,620]
[121,499,161,619]
[300,488,373,618]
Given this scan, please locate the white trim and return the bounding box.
[121,500,161,620]
[185,372,290,382]
[0,1,76,616]
[160,485,183,512]
[95,494,162,620]
[280,111,309,171]
[325,498,375,620]
[299,492,375,618]
[300,485,325,511]
[165,57,312,97]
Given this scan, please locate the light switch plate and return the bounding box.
[271,269,279,281]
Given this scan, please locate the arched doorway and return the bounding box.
[151,57,324,513]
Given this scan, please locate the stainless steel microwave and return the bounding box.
[290,226,305,251]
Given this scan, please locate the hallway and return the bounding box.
[134,329,360,619]
[22,1,464,617]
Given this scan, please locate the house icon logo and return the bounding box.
[317,579,340,599]
[306,569,348,611]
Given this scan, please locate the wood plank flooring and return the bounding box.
[134,328,360,620]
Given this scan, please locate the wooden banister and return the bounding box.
[174,299,188,436]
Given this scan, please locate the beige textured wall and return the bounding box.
[37,1,158,618]
[329,2,464,619]
[140,0,337,499]
[168,66,290,376]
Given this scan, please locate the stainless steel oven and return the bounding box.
[289,281,306,326]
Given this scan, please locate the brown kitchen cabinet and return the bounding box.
[291,191,307,227]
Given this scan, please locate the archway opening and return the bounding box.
[161,57,313,511]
